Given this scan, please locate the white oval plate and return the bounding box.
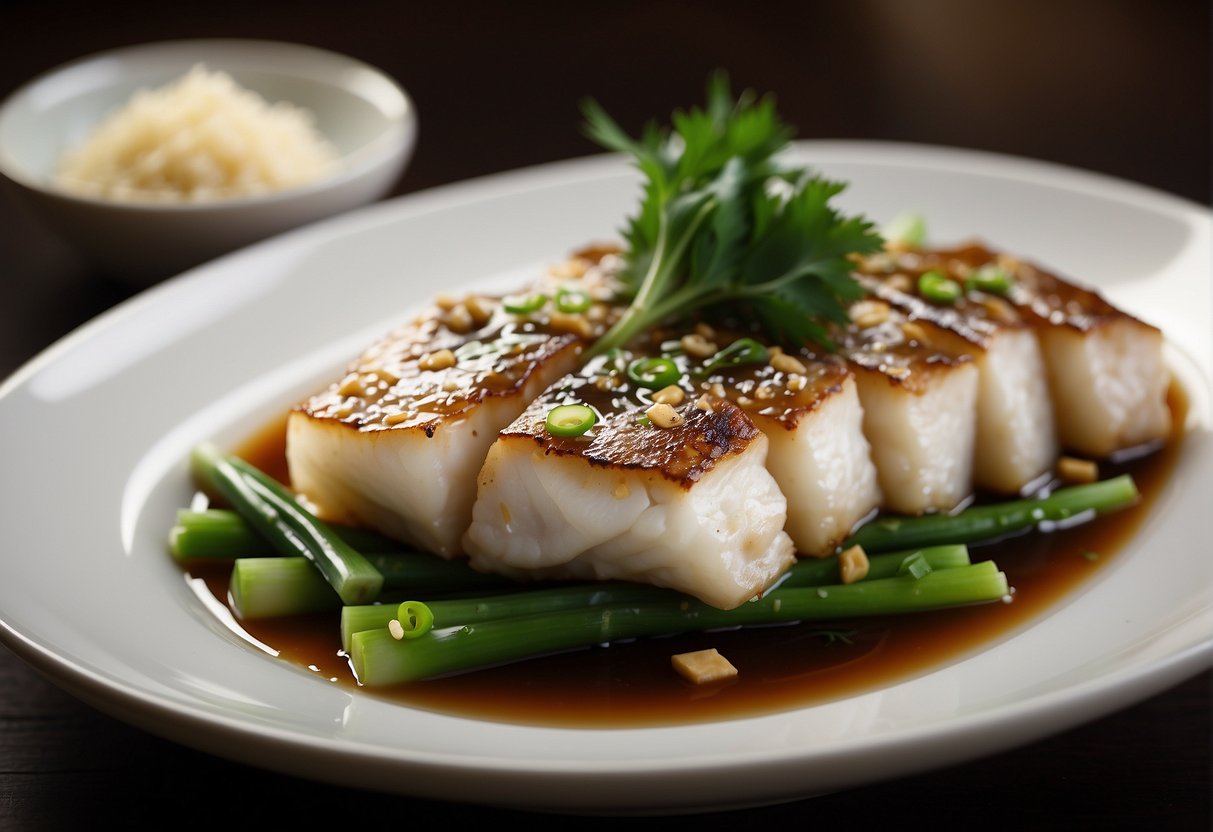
[1,143,1210,815]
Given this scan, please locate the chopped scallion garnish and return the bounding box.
[503,293,548,315]
[627,357,682,389]
[898,551,933,579]
[394,601,435,639]
[966,264,1013,295]
[546,403,598,437]
[555,286,593,314]
[918,270,963,304]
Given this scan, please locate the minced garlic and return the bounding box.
[645,402,684,429]
[671,648,737,684]
[839,544,870,584]
[418,349,457,371]
[1057,455,1099,484]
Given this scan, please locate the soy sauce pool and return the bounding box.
[189,388,1185,728]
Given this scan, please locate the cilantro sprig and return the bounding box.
[581,72,883,357]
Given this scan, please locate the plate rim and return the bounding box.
[1,140,1211,812]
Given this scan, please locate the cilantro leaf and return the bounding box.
[580,71,882,357]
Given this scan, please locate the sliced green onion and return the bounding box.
[394,601,435,639]
[546,403,597,437]
[554,286,593,314]
[503,292,548,315]
[627,357,681,389]
[696,337,769,377]
[897,551,933,579]
[918,270,962,304]
[966,264,1013,296]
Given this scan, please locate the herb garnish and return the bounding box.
[580,71,884,358]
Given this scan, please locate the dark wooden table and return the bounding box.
[2,1,1209,827]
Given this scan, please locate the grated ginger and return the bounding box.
[56,64,339,202]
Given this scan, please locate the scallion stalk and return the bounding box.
[170,508,406,560]
[845,475,1140,552]
[349,562,1009,685]
[229,557,350,619]
[777,544,970,587]
[340,545,976,653]
[190,443,383,605]
[230,553,515,619]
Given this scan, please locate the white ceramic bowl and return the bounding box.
[0,39,417,283]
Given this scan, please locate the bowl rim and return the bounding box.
[0,37,417,213]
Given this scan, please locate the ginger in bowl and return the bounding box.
[0,39,417,284]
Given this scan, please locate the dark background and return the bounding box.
[1,1,1209,828]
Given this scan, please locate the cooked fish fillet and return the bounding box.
[287,258,618,557]
[835,307,979,515]
[1035,320,1170,458]
[1005,250,1171,457]
[668,333,881,556]
[878,244,1172,459]
[754,373,881,555]
[970,327,1057,491]
[463,363,795,610]
[854,266,1058,494]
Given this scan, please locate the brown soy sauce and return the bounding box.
[190,387,1187,728]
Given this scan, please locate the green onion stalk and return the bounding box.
[349,561,1010,686]
[189,443,384,605]
[341,582,676,652]
[777,543,970,587]
[229,553,514,619]
[338,543,972,650]
[170,508,407,560]
[845,475,1140,552]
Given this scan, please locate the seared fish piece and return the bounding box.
[877,244,1172,459]
[668,329,881,556]
[287,259,617,557]
[853,263,1058,495]
[463,357,795,610]
[834,305,980,515]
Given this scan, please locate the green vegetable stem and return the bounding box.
[170,508,406,560]
[229,552,513,619]
[845,475,1140,552]
[349,562,1010,685]
[189,443,384,605]
[339,544,975,652]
